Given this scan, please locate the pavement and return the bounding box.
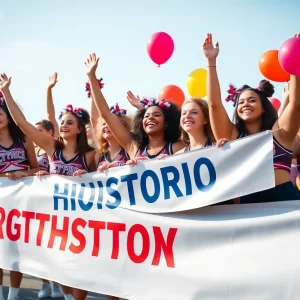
[2,271,106,300]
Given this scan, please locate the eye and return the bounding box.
[182,112,187,115]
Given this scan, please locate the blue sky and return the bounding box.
[1,0,299,123]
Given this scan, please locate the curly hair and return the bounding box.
[0,104,26,143]
[233,79,278,134]
[180,98,215,145]
[96,114,132,156]
[132,103,181,147]
[35,119,55,137]
[55,109,94,154]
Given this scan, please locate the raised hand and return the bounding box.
[127,90,142,109]
[203,33,219,60]
[0,73,12,91]
[283,83,290,100]
[47,72,58,89]
[84,53,99,77]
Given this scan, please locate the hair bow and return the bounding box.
[0,92,5,105]
[85,78,104,98]
[139,97,171,111]
[225,83,241,106]
[59,104,83,119]
[110,103,127,116]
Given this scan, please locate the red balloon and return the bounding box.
[258,50,290,82]
[270,98,281,111]
[147,32,174,66]
[158,85,185,107]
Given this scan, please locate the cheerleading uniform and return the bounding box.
[36,148,50,172]
[237,132,300,203]
[50,149,89,176]
[135,142,173,161]
[0,139,29,173]
[97,148,129,169]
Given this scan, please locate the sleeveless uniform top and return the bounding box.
[135,142,173,161]
[238,132,292,172]
[97,148,129,169]
[0,139,29,173]
[297,156,300,175]
[50,149,89,176]
[36,148,50,172]
[184,139,214,152]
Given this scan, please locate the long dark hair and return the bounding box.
[55,109,94,154]
[132,102,181,147]
[0,103,26,143]
[233,80,278,135]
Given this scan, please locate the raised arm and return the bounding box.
[90,94,100,129]
[203,33,237,140]
[0,74,56,155]
[274,39,300,143]
[127,90,143,110]
[85,54,138,157]
[47,73,59,138]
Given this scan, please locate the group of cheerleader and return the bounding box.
[0,33,300,300]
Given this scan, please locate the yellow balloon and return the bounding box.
[186,68,207,98]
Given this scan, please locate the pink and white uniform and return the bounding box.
[97,148,128,169]
[135,142,173,161]
[0,139,29,173]
[36,148,50,172]
[50,149,89,176]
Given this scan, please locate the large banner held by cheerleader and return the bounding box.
[2,132,299,299]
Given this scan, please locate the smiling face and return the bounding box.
[0,107,9,131]
[100,120,115,141]
[237,90,264,123]
[180,101,207,134]
[142,106,165,135]
[59,113,80,139]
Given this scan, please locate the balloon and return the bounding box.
[270,98,281,111]
[147,32,174,66]
[158,85,185,107]
[186,68,207,97]
[278,37,300,76]
[258,50,290,82]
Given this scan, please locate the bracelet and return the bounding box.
[207,65,216,67]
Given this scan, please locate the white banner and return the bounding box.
[1,132,294,300]
[0,131,275,213]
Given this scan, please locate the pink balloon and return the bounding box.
[278,37,300,76]
[270,98,281,111]
[147,32,174,66]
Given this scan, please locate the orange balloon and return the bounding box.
[158,85,185,107]
[258,50,290,82]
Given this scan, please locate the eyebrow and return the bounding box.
[239,96,257,101]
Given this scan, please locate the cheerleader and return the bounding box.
[203,33,300,202]
[0,84,39,300]
[0,73,96,300]
[85,54,184,167]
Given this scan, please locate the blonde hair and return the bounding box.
[180,98,215,145]
[96,114,132,156]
